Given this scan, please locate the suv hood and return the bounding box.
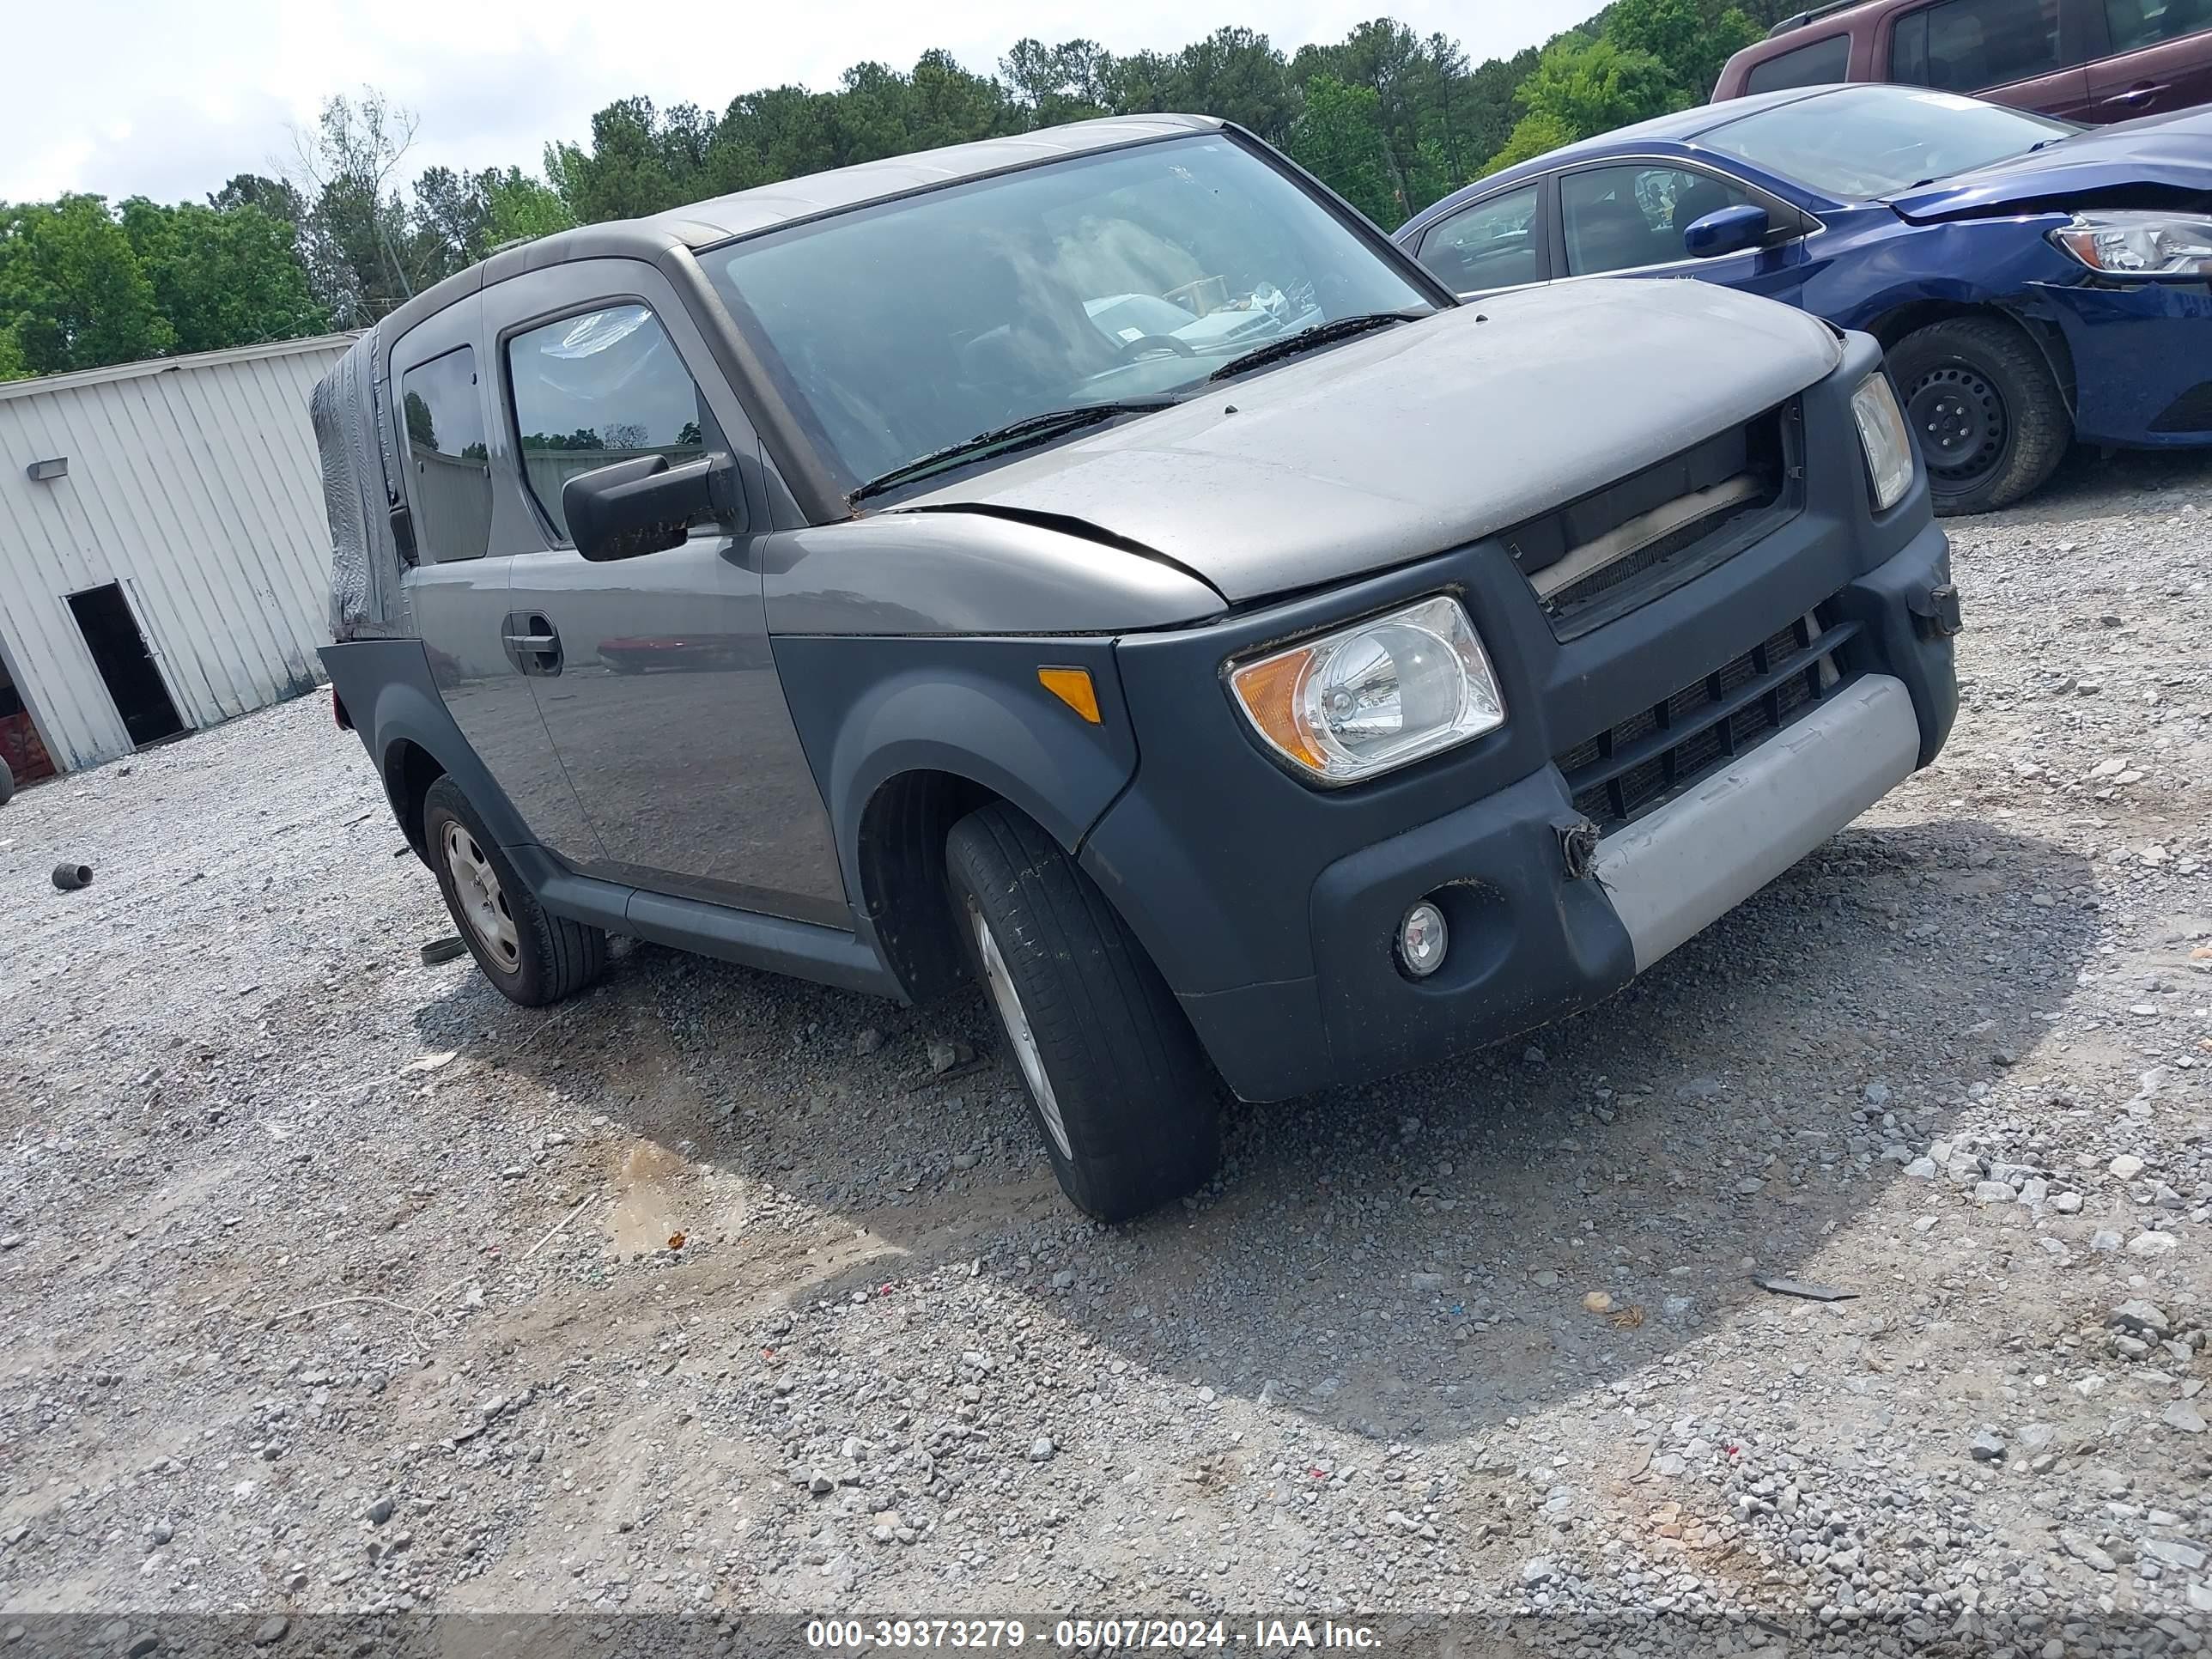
[896,280,1841,604]
[1885,104,2212,223]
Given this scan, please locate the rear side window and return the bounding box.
[1908,0,2068,88]
[2105,0,2212,50]
[1892,10,1932,82]
[398,347,491,565]
[1414,185,1543,292]
[506,304,708,542]
[1744,33,1852,91]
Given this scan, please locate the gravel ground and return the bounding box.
[2,447,2209,1653]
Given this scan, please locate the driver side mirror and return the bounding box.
[562,452,742,562]
[1684,204,1771,259]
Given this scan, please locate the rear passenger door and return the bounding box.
[2082,0,2212,117]
[385,299,601,858]
[1407,181,1551,299]
[490,259,848,927]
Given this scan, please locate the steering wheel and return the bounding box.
[1116,333,1197,362]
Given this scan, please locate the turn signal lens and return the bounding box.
[1036,666,1102,723]
[1228,595,1504,785]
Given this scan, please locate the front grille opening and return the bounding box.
[1554,609,1855,831]
[1504,401,1801,640]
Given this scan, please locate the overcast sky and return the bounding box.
[3,0,1588,206]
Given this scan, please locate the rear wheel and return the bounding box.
[945,802,1220,1222]
[422,775,606,1006]
[0,756,13,807]
[1890,318,2069,515]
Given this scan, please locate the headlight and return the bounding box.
[2051,210,2212,276]
[1228,595,1504,785]
[1850,371,1915,513]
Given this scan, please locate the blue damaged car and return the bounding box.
[1397,84,2212,513]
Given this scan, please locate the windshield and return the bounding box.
[702,135,1436,492]
[1702,87,2074,199]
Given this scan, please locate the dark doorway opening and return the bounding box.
[68,584,185,748]
[0,647,57,785]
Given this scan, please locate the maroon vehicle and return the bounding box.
[1713,0,2212,121]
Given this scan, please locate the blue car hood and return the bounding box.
[1885,104,2212,223]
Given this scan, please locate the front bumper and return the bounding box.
[2034,276,2212,447]
[1084,334,1960,1102]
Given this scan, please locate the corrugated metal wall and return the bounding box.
[0,335,354,772]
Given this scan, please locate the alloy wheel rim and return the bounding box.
[967,896,1073,1161]
[1905,362,2008,485]
[442,822,520,970]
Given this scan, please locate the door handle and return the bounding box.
[2106,83,2164,106]
[499,613,563,676]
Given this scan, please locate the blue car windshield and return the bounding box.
[702,136,1435,491]
[1703,88,2075,199]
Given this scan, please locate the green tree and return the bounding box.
[484,168,575,245]
[118,198,325,354]
[289,90,432,325]
[0,195,173,374]
[1605,0,1763,98]
[210,173,305,224]
[1286,74,1397,226]
[1000,38,1113,126]
[0,325,27,382]
[1486,33,1684,172]
[1164,27,1297,143]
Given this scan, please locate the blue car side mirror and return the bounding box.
[1685,204,1771,258]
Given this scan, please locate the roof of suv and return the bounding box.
[375,113,1224,343]
[637,112,1221,245]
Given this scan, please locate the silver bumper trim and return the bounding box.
[1593,673,1919,972]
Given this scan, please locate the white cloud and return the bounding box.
[5,0,1587,205]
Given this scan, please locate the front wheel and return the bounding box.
[0,756,13,807]
[422,775,607,1006]
[1889,318,2069,515]
[945,803,1220,1222]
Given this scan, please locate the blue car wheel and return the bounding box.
[1889,318,2069,515]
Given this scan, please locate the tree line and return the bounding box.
[0,0,1767,384]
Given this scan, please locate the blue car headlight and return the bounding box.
[2051,211,2212,277]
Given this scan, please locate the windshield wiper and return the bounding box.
[1207,310,1425,383]
[851,398,1181,502]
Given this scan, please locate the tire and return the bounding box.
[1888,318,2069,515]
[0,756,13,807]
[945,802,1220,1222]
[422,775,606,1006]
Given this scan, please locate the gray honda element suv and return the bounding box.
[315,114,1960,1221]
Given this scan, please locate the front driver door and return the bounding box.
[1555,161,1809,307]
[491,260,848,927]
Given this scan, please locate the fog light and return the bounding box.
[1397,901,1449,978]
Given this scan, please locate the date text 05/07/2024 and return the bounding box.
[804,1618,1382,1650]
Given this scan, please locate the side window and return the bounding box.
[1891,10,1933,82]
[506,303,709,542]
[2105,0,2211,50]
[1743,33,1852,91]
[1413,185,1542,292]
[1562,166,1754,276]
[1915,0,2066,88]
[398,347,492,564]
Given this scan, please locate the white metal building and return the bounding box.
[0,333,355,780]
